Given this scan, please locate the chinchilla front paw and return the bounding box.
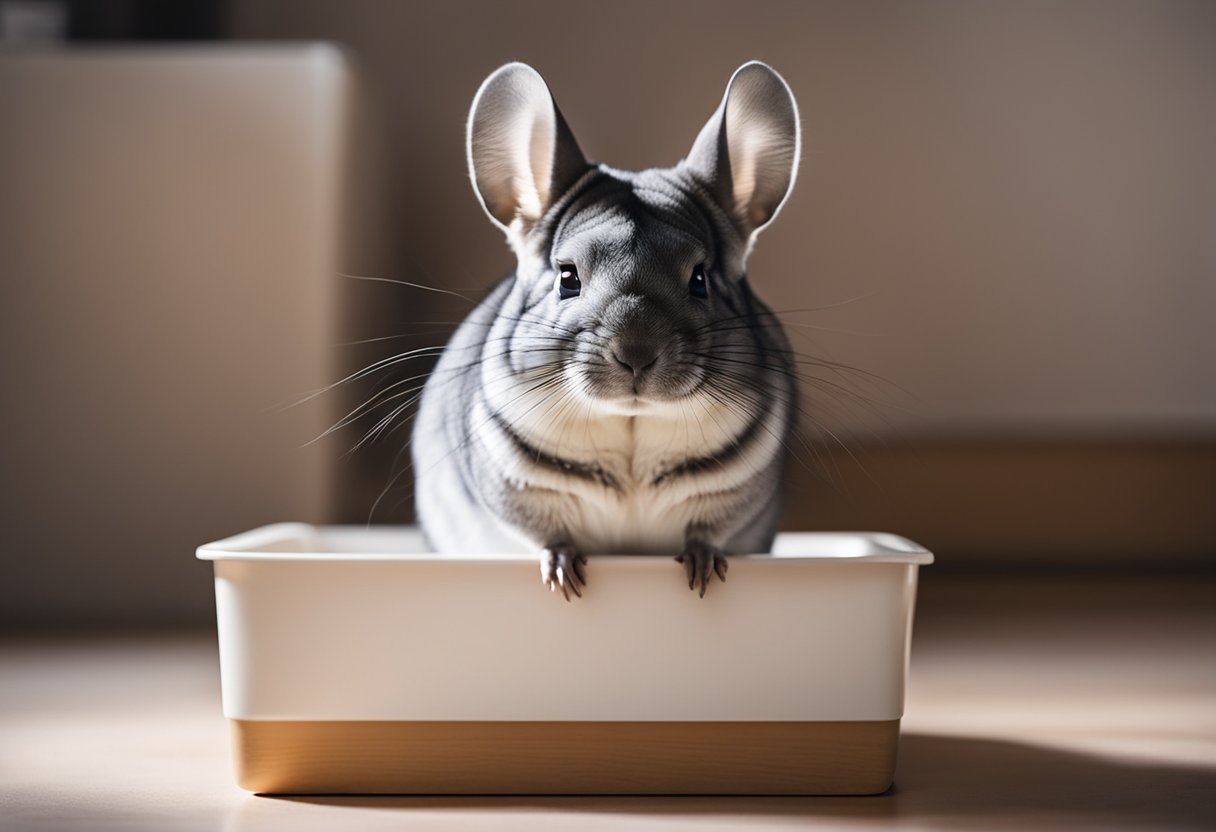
[676,540,729,598]
[540,543,587,601]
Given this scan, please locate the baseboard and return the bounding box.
[781,439,1216,566]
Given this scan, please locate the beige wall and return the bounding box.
[236,0,1216,440]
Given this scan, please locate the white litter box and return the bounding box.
[197,523,932,795]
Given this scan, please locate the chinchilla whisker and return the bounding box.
[315,359,513,441]
[342,313,586,346]
[708,344,919,401]
[527,387,583,466]
[330,308,581,374]
[725,371,889,478]
[690,294,876,328]
[497,381,581,449]
[700,360,890,471]
[369,342,567,497]
[727,388,839,489]
[339,272,476,304]
[352,361,569,443]
[350,393,428,455]
[408,370,569,483]
[551,379,597,464]
[359,364,569,467]
[412,378,564,491]
[717,371,900,449]
[278,345,455,411]
[367,453,416,526]
[686,396,740,478]
[308,377,431,446]
[360,363,551,454]
[701,392,781,483]
[700,320,889,338]
[706,382,833,481]
[339,329,461,347]
[698,353,914,415]
[325,339,570,399]
[324,345,570,449]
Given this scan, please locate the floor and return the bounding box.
[2,575,1214,831]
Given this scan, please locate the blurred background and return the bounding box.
[1,0,1213,629]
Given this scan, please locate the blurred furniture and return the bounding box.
[0,45,361,626]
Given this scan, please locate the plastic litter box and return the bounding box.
[198,523,932,794]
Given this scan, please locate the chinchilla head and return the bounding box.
[467,61,799,414]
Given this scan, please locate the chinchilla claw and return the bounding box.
[541,545,587,602]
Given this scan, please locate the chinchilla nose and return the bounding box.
[604,294,667,377]
[610,337,661,376]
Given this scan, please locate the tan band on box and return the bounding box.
[232,719,900,795]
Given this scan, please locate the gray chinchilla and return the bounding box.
[413,61,800,599]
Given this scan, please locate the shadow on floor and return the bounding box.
[237,733,1216,830]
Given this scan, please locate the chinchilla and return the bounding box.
[413,61,800,599]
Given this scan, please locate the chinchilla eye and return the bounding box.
[557,265,581,299]
[688,263,708,299]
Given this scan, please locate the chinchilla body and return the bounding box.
[413,61,801,597]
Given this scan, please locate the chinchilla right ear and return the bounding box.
[683,61,801,245]
[467,62,591,237]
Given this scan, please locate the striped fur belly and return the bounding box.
[567,487,690,555]
[475,406,787,556]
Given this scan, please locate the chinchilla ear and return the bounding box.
[467,62,590,235]
[683,61,800,242]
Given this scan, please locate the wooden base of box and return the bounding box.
[231,719,900,795]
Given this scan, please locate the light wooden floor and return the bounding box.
[2,575,1214,831]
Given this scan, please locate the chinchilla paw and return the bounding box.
[675,541,729,598]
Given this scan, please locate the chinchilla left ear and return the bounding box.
[467,62,591,236]
[683,61,801,243]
